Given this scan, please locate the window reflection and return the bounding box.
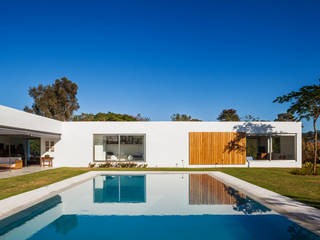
[93,175,146,203]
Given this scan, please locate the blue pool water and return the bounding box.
[0,174,319,240]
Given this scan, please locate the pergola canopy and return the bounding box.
[0,127,61,139]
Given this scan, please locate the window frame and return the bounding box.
[246,133,297,161]
[93,134,146,162]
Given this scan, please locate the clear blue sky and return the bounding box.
[0,0,319,131]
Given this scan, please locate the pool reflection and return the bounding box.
[93,175,146,203]
[1,174,319,240]
[189,174,270,214]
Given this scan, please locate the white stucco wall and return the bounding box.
[53,121,302,168]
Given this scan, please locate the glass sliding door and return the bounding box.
[271,136,296,160]
[120,136,144,161]
[106,135,119,160]
[0,135,26,158]
[246,136,270,160]
[93,134,145,162]
[246,134,296,161]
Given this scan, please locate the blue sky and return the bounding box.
[0,0,319,131]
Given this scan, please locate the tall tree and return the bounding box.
[217,109,240,121]
[170,113,201,121]
[273,80,320,174]
[274,112,295,122]
[24,77,79,121]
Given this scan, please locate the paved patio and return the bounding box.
[0,166,53,179]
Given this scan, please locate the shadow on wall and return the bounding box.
[224,122,276,154]
[223,132,246,154]
[233,122,275,135]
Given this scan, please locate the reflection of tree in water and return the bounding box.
[51,215,78,235]
[287,224,319,240]
[225,186,271,214]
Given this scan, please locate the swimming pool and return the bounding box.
[0,173,319,240]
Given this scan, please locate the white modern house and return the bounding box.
[0,105,302,168]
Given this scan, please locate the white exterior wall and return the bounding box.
[54,121,302,168]
[0,105,302,168]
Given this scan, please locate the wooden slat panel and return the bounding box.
[189,132,246,165]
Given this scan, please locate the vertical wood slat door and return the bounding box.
[189,132,246,165]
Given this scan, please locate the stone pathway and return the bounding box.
[0,166,54,179]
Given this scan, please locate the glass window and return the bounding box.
[50,141,55,152]
[0,136,26,158]
[272,136,296,160]
[45,141,50,152]
[246,135,296,161]
[93,134,145,162]
[246,136,270,160]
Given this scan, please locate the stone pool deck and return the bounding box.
[0,171,319,236]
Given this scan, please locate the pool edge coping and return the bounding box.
[0,170,319,236]
[208,171,320,236]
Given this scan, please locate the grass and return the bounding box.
[220,168,320,209]
[0,167,319,209]
[0,167,89,200]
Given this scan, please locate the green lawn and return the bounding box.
[221,168,320,209]
[0,167,319,209]
[0,167,89,200]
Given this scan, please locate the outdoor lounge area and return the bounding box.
[0,135,38,169]
[0,157,23,169]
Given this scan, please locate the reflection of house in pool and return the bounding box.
[189,174,270,214]
[93,175,146,203]
[189,174,245,205]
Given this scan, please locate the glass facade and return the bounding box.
[94,134,145,162]
[0,136,26,158]
[246,134,296,160]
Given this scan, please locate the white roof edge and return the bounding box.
[0,105,62,123]
[62,121,301,124]
[0,105,62,134]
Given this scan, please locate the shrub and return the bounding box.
[88,162,95,168]
[302,140,320,164]
[88,161,148,168]
[290,162,320,175]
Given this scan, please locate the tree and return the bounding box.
[24,77,79,121]
[170,113,201,121]
[274,112,295,122]
[242,114,260,122]
[136,113,151,121]
[273,79,320,174]
[72,112,150,121]
[217,109,240,121]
